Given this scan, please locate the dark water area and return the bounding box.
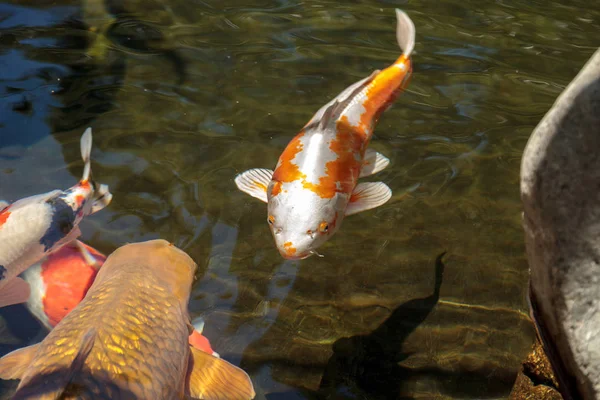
[0,0,598,398]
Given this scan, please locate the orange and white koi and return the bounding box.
[235,9,415,259]
[22,240,219,357]
[22,240,105,329]
[0,128,112,308]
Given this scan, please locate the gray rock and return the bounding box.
[521,48,600,400]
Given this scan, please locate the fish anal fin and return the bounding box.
[360,149,390,178]
[0,277,31,308]
[186,346,255,400]
[234,169,273,203]
[0,343,40,380]
[346,182,392,216]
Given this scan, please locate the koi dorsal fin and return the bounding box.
[306,70,379,131]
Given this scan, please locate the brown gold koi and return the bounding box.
[0,239,255,400]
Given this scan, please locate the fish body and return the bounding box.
[22,241,219,356]
[23,240,105,329]
[0,128,112,308]
[0,239,254,399]
[235,9,415,259]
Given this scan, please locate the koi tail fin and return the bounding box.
[79,127,113,214]
[395,9,415,58]
[80,127,92,183]
[90,183,113,214]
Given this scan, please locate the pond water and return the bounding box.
[0,0,598,398]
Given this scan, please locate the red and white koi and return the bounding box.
[0,128,112,308]
[22,240,105,329]
[22,240,219,357]
[235,9,415,260]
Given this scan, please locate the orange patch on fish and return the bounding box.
[283,242,296,256]
[0,209,10,227]
[41,245,106,327]
[254,181,267,192]
[270,180,283,197]
[75,194,86,207]
[188,330,215,355]
[358,55,412,135]
[273,132,306,183]
[302,116,364,199]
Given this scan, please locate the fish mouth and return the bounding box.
[280,252,311,260]
[277,248,324,260]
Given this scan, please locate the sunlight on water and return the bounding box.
[0,0,598,398]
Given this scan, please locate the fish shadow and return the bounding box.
[316,252,446,400]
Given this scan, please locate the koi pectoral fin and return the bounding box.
[73,240,102,269]
[186,346,255,400]
[346,182,392,216]
[0,277,31,308]
[360,149,390,178]
[234,169,273,203]
[12,329,96,400]
[0,343,40,380]
[0,200,9,212]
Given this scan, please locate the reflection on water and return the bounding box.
[0,0,598,398]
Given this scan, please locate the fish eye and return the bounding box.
[319,222,329,233]
[268,215,275,225]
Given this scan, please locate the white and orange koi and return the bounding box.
[0,128,112,308]
[235,9,415,259]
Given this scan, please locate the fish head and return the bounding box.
[100,240,197,306]
[60,180,97,224]
[267,181,346,259]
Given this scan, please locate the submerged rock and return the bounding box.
[509,337,562,400]
[521,48,600,399]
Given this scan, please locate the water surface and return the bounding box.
[0,0,598,398]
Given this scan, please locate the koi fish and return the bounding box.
[22,240,105,329]
[235,9,415,260]
[0,128,112,308]
[0,239,254,399]
[22,240,219,357]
